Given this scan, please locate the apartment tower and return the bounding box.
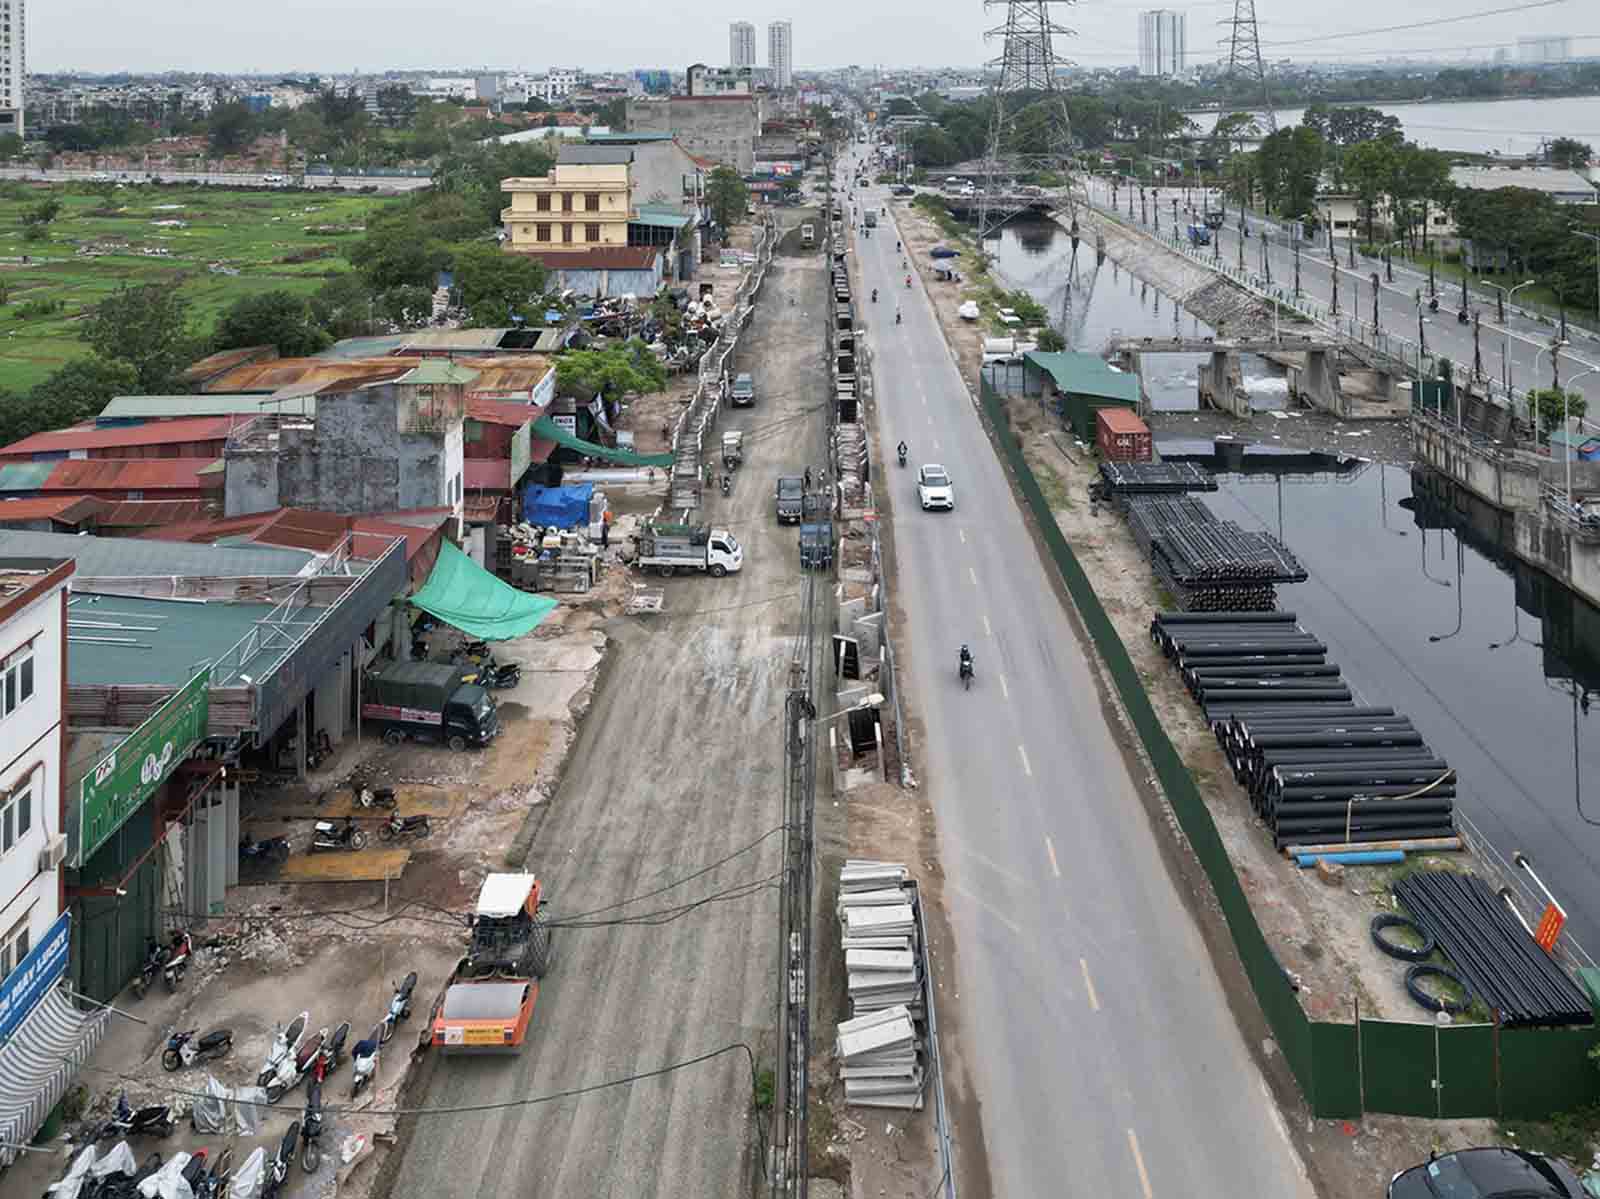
[768,20,793,90]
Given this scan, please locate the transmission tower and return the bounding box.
[979,0,1079,241]
[1217,0,1276,137]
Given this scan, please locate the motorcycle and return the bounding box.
[897,445,907,468]
[379,971,418,1044]
[130,937,169,1000]
[91,1092,176,1142]
[261,1120,301,1199]
[871,288,877,303]
[905,275,911,289]
[895,311,902,325]
[265,1024,326,1103]
[162,1027,233,1072]
[312,1021,350,1083]
[305,728,333,770]
[257,1012,309,1090]
[300,1082,326,1173]
[160,931,194,993]
[354,785,397,810]
[720,473,732,497]
[1428,296,1440,313]
[195,1146,233,1199]
[959,653,974,691]
[309,817,368,854]
[1458,308,1470,325]
[350,1023,383,1098]
[378,812,431,843]
[239,831,290,867]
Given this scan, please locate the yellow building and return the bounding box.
[502,145,635,253]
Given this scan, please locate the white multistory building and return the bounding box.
[1138,9,1185,77]
[768,20,793,90]
[730,22,757,69]
[0,0,23,138]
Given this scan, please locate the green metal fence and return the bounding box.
[975,371,1600,1122]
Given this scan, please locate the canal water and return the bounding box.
[986,216,1290,412]
[1204,463,1600,949]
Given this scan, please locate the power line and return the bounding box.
[551,824,787,922]
[1260,0,1570,47]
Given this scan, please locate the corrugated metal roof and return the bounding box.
[203,357,409,394]
[150,507,441,562]
[465,459,511,491]
[0,530,314,578]
[180,344,279,382]
[467,398,537,427]
[65,593,312,688]
[557,144,634,165]
[396,329,510,351]
[1023,351,1143,404]
[0,496,106,524]
[94,500,212,528]
[98,394,316,420]
[586,132,675,143]
[316,333,411,360]
[0,462,58,493]
[515,246,661,270]
[631,207,691,230]
[462,357,554,397]
[42,459,221,492]
[400,360,480,386]
[0,415,239,457]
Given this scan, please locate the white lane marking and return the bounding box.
[1127,1129,1153,1199]
[959,527,966,544]
[948,879,1025,937]
[999,673,1009,699]
[1046,836,1061,878]
[932,438,942,451]
[957,845,1032,890]
[982,612,991,636]
[1080,957,1100,1011]
[922,393,928,406]
[1018,743,1032,776]
[968,566,978,586]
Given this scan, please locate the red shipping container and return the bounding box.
[1095,407,1151,461]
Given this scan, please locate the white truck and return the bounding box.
[634,523,744,577]
[801,223,816,247]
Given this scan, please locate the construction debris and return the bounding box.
[835,860,928,1109]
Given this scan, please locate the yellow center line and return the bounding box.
[1127,1129,1153,1199]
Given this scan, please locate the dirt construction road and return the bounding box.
[386,228,829,1198]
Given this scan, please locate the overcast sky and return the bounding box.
[29,0,1583,75]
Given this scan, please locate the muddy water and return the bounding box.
[986,216,1288,411]
[1201,460,1600,948]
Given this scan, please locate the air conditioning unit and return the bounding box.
[38,834,67,872]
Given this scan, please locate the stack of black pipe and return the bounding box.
[1095,461,1219,497]
[1151,611,1458,849]
[1121,495,1306,612]
[1395,871,1592,1026]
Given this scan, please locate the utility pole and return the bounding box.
[1294,241,1301,298]
[1371,271,1380,331]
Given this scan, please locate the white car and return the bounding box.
[917,464,955,512]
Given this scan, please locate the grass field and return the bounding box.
[0,185,402,392]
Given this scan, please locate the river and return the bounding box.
[1184,94,1600,157]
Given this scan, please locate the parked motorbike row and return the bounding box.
[132,932,194,1001]
[449,640,521,690]
[257,972,415,1105]
[45,1139,234,1199]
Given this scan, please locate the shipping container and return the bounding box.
[1095,408,1152,462]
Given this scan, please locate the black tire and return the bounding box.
[1405,963,1471,1014]
[528,922,554,979]
[963,671,971,691]
[656,564,674,578]
[301,1141,320,1174]
[710,564,727,578]
[447,734,466,752]
[265,1082,284,1104]
[273,842,290,864]
[161,1048,182,1072]
[1371,913,1436,962]
[349,830,369,851]
[382,729,404,747]
[378,823,396,842]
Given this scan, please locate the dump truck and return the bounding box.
[634,522,744,577]
[1187,225,1211,246]
[432,873,550,1052]
[776,475,805,524]
[361,661,500,751]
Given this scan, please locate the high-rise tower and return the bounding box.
[768,20,793,89]
[730,21,757,69]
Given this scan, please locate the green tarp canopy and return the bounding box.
[409,541,558,641]
[533,415,673,467]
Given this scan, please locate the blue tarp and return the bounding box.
[522,483,594,529]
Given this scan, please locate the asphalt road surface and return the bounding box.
[385,236,827,1198]
[845,153,1318,1198]
[1086,177,1600,410]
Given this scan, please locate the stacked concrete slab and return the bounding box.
[836,860,926,1108]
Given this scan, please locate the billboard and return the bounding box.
[0,913,70,1045]
[78,669,210,866]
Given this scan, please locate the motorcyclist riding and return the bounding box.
[959,644,974,683]
[871,288,878,303]
[896,309,902,325]
[896,440,907,466]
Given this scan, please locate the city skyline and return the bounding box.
[22,0,1591,74]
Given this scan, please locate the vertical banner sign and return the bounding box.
[78,669,211,865]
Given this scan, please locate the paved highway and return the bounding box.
[844,152,1318,1197]
[1085,177,1600,412]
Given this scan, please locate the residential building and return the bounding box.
[768,20,793,90]
[1518,35,1571,63]
[501,144,635,255]
[730,21,757,68]
[688,63,757,96]
[0,0,25,137]
[1138,10,1185,77]
[626,92,763,172]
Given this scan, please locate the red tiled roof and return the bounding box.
[95,500,213,527]
[0,415,240,457]
[467,398,538,427]
[465,459,511,491]
[0,496,107,524]
[512,246,661,271]
[41,459,220,492]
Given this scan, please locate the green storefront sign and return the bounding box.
[78,669,211,866]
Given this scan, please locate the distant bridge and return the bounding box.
[1109,334,1338,356]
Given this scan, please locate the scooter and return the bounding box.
[871,288,877,303]
[312,1021,350,1083]
[905,275,911,288]
[239,832,291,866]
[194,1146,233,1199]
[959,654,975,691]
[350,1024,382,1098]
[261,1120,300,1199]
[897,445,907,468]
[130,937,170,1000]
[160,931,194,993]
[1458,308,1470,325]
[299,1082,326,1173]
[265,1024,327,1103]
[162,1027,233,1072]
[305,728,333,770]
[354,785,397,810]
[257,1012,309,1090]
[379,972,418,1044]
[377,812,431,843]
[720,473,732,497]
[1428,296,1440,313]
[92,1092,176,1142]
[895,311,902,325]
[309,817,368,853]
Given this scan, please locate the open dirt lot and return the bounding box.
[382,215,831,1199]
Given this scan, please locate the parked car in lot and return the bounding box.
[1388,1147,1589,1199]
[917,464,955,512]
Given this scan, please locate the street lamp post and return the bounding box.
[1534,339,1572,436]
[1384,238,1404,284]
[1473,310,1484,381]
[1348,230,1356,269]
[1331,261,1340,316]
[1294,241,1301,298]
[1371,271,1381,332]
[1417,295,1427,357]
[1481,277,1537,326]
